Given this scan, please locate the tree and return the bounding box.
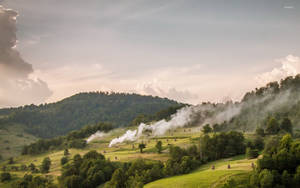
[40,157,51,173]
[155,141,162,153]
[202,124,212,134]
[64,175,83,188]
[64,148,70,156]
[8,157,14,164]
[29,163,36,172]
[279,134,292,151]
[280,117,293,134]
[61,156,68,165]
[294,166,300,186]
[266,118,280,135]
[256,127,265,137]
[281,170,292,187]
[246,147,259,159]
[212,124,220,133]
[106,168,126,188]
[0,172,11,182]
[138,143,146,153]
[259,169,274,188]
[253,136,264,150]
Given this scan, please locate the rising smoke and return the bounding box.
[108,105,239,147]
[0,6,52,107]
[86,131,108,143]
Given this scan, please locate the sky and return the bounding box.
[0,0,300,107]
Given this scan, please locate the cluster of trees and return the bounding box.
[105,159,165,188]
[0,172,11,182]
[0,92,179,138]
[2,157,52,175]
[59,150,119,188]
[248,134,300,187]
[12,174,55,188]
[245,136,264,159]
[201,123,226,134]
[263,117,293,135]
[22,122,113,155]
[200,131,246,161]
[224,134,300,188]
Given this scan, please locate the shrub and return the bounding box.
[246,147,259,159]
[0,172,11,182]
[61,156,68,165]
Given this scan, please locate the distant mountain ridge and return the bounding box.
[0,92,180,138]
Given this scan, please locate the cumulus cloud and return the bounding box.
[135,80,198,103]
[0,6,52,107]
[256,55,300,85]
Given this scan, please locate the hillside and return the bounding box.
[227,75,300,131]
[145,155,255,188]
[0,92,180,138]
[187,75,300,133]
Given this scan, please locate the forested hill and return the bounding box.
[225,75,300,131]
[0,92,180,138]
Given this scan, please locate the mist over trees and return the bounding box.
[227,75,300,132]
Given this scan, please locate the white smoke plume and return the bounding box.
[0,5,52,107]
[109,106,197,147]
[109,130,138,147]
[86,131,108,143]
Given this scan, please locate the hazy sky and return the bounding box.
[1,0,300,107]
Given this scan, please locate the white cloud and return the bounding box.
[256,55,300,85]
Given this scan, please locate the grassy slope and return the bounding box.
[0,124,37,160]
[0,127,201,186]
[145,155,256,188]
[0,127,256,187]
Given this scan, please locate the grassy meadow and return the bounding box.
[145,155,256,188]
[0,125,257,187]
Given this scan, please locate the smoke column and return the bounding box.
[109,106,195,147]
[86,131,108,143]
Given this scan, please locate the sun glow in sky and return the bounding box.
[1,0,300,107]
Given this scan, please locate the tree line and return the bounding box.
[21,122,113,155]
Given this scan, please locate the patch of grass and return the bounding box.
[145,155,256,188]
[0,124,37,160]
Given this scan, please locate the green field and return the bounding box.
[0,127,201,182]
[0,126,256,187]
[145,155,255,188]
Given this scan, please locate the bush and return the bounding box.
[0,172,11,182]
[246,147,259,159]
[61,156,68,165]
[155,141,162,153]
[40,157,51,173]
[202,124,212,134]
[256,127,265,137]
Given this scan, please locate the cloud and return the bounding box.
[256,55,300,85]
[0,6,52,107]
[284,6,294,9]
[135,80,198,103]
